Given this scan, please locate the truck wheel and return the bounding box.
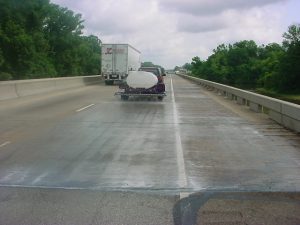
[121,95,129,100]
[158,96,164,101]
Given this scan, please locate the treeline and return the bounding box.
[141,61,166,72]
[188,24,300,93]
[0,0,101,81]
[141,61,163,69]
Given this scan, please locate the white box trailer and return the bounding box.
[101,44,141,85]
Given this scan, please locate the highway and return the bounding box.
[0,74,300,224]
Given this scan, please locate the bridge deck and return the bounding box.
[0,75,299,192]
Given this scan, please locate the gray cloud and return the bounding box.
[52,0,152,35]
[50,0,292,68]
[177,15,227,33]
[160,0,286,16]
[84,15,137,36]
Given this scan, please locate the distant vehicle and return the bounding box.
[175,69,187,74]
[160,67,166,76]
[101,44,141,85]
[115,67,166,101]
[179,69,187,74]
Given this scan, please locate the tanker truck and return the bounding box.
[101,44,141,85]
[114,67,166,101]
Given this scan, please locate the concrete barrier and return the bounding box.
[15,79,57,97]
[0,75,102,101]
[0,82,19,100]
[177,74,300,134]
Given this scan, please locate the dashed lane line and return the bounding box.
[76,104,95,112]
[0,141,11,148]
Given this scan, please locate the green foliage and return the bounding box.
[189,24,300,93]
[256,43,284,90]
[283,24,300,47]
[141,61,163,68]
[182,63,192,71]
[191,56,203,76]
[0,72,12,81]
[0,0,101,81]
[278,24,300,92]
[141,62,155,67]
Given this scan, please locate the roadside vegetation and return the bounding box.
[184,24,300,104]
[0,0,101,81]
[141,61,164,69]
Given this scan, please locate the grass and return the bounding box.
[256,88,300,105]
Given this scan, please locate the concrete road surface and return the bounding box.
[0,75,300,224]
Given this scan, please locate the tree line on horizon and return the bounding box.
[182,24,300,93]
[0,0,102,81]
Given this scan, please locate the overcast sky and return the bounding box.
[51,0,300,69]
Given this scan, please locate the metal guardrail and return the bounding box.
[177,73,300,134]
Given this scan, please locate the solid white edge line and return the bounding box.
[0,141,11,148]
[76,104,95,112]
[170,75,188,188]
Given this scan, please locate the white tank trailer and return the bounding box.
[115,69,166,101]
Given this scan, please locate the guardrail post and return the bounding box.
[226,93,234,100]
[249,102,262,113]
[269,110,283,125]
[236,96,245,105]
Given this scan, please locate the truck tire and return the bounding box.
[121,95,129,100]
[158,96,164,101]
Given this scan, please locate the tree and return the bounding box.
[190,56,203,77]
[174,66,180,71]
[188,24,300,93]
[0,0,56,79]
[283,24,300,47]
[182,63,192,71]
[225,40,259,87]
[256,43,284,90]
[191,41,260,88]
[141,61,165,71]
[77,35,102,75]
[206,44,230,83]
[44,4,86,76]
[142,62,156,67]
[278,24,300,92]
[0,0,102,80]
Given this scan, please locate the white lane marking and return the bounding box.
[180,192,191,199]
[32,173,49,184]
[170,75,188,188]
[0,141,11,148]
[76,104,95,112]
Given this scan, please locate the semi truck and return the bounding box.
[101,44,141,85]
